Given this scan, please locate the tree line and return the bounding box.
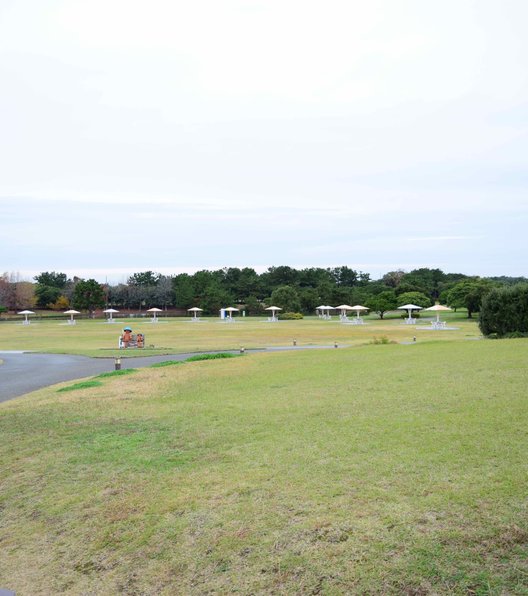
[1,267,526,321]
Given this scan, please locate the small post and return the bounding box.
[413,336,416,342]
[114,357,121,370]
[293,339,297,346]
[240,346,245,354]
[334,341,338,348]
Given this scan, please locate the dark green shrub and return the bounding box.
[278,312,304,320]
[479,284,528,337]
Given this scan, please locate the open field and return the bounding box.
[0,312,481,357]
[1,338,528,594]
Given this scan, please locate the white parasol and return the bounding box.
[18,310,35,324]
[424,304,452,323]
[265,305,282,321]
[397,303,423,323]
[63,309,81,324]
[350,305,369,320]
[188,307,204,320]
[147,307,162,322]
[103,308,119,323]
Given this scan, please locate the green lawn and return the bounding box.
[0,313,481,357]
[1,339,527,594]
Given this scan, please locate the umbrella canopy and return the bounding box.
[265,306,282,311]
[147,307,162,322]
[425,304,452,322]
[18,309,35,324]
[63,309,80,324]
[397,304,423,311]
[425,304,452,312]
[350,305,368,319]
[188,307,203,312]
[335,304,353,310]
[103,307,119,322]
[224,307,239,312]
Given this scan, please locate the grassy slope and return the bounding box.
[1,340,527,594]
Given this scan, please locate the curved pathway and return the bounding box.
[0,345,343,403]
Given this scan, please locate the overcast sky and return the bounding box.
[1,1,527,284]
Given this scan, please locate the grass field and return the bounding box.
[0,312,481,357]
[1,337,528,594]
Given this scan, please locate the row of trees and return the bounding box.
[1,267,527,320]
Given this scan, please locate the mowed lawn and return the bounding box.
[0,313,481,357]
[1,339,528,594]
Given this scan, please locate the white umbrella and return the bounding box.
[103,308,119,322]
[224,306,239,320]
[335,304,353,317]
[188,307,203,320]
[18,310,35,324]
[424,304,452,323]
[322,305,335,319]
[63,309,80,324]
[350,305,369,320]
[397,303,422,324]
[265,305,282,321]
[147,307,162,322]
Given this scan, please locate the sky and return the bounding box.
[1,0,527,284]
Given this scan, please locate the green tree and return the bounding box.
[382,270,406,288]
[200,283,234,315]
[34,271,69,308]
[299,287,319,313]
[447,279,494,318]
[34,271,68,288]
[270,285,301,313]
[366,290,397,319]
[128,271,160,287]
[72,279,105,317]
[34,284,62,308]
[173,274,195,309]
[396,291,432,308]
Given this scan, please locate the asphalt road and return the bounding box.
[0,352,202,403]
[0,345,344,404]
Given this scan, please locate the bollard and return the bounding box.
[240,346,245,354]
[334,341,338,348]
[293,339,297,346]
[413,336,416,342]
[115,357,121,371]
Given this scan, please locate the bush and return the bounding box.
[370,336,395,345]
[479,284,528,337]
[278,312,304,320]
[186,353,238,362]
[503,331,528,339]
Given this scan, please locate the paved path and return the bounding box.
[0,346,343,403]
